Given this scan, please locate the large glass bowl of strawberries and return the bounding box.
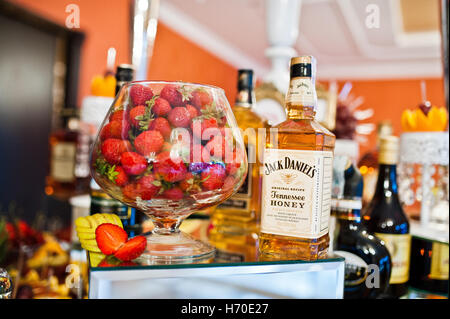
[90,81,248,264]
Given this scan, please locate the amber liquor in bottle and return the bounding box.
[259,56,335,261]
[209,70,268,261]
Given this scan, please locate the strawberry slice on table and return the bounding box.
[95,223,128,255]
[114,235,147,261]
[130,84,154,106]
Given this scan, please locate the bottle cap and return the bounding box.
[115,64,135,82]
[236,69,255,106]
[290,56,316,78]
[379,135,399,165]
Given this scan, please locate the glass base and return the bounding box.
[136,231,216,265]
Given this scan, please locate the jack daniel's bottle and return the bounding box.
[209,70,268,262]
[259,56,335,260]
[363,136,411,298]
[330,157,392,298]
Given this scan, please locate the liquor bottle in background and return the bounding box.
[409,237,448,295]
[363,136,411,298]
[358,121,393,206]
[330,156,391,299]
[209,69,268,262]
[46,109,90,199]
[259,56,335,260]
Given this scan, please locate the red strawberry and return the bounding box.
[149,117,171,140]
[130,84,154,106]
[129,105,147,127]
[100,120,130,140]
[168,107,191,128]
[191,143,210,163]
[153,151,188,183]
[201,164,226,191]
[95,223,128,255]
[222,175,236,191]
[114,166,129,186]
[160,84,184,107]
[226,150,242,174]
[191,117,219,140]
[134,130,164,156]
[161,142,172,152]
[205,136,232,159]
[191,89,212,109]
[186,104,199,119]
[152,97,172,117]
[114,235,147,261]
[120,151,148,175]
[179,173,201,194]
[162,187,184,200]
[122,183,140,200]
[136,175,161,200]
[101,139,131,164]
[109,109,126,122]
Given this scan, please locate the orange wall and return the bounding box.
[8,0,237,105]
[334,78,445,156]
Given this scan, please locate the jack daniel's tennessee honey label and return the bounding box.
[261,149,333,239]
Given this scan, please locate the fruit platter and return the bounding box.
[90,81,248,263]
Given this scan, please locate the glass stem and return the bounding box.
[152,216,182,235]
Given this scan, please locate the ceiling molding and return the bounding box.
[158,1,269,77]
[318,59,443,80]
[336,0,441,60]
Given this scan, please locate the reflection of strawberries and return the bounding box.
[114,166,129,186]
[191,117,219,140]
[191,89,212,109]
[137,175,161,200]
[168,107,191,128]
[154,151,188,183]
[149,117,171,140]
[130,84,154,106]
[162,187,184,200]
[100,120,130,140]
[226,151,242,174]
[101,139,131,164]
[201,164,226,190]
[134,130,164,156]
[114,236,147,261]
[160,84,184,107]
[152,98,172,117]
[129,105,146,127]
[120,152,148,175]
[95,223,128,255]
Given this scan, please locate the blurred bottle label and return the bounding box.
[430,242,449,280]
[51,142,76,182]
[375,233,411,284]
